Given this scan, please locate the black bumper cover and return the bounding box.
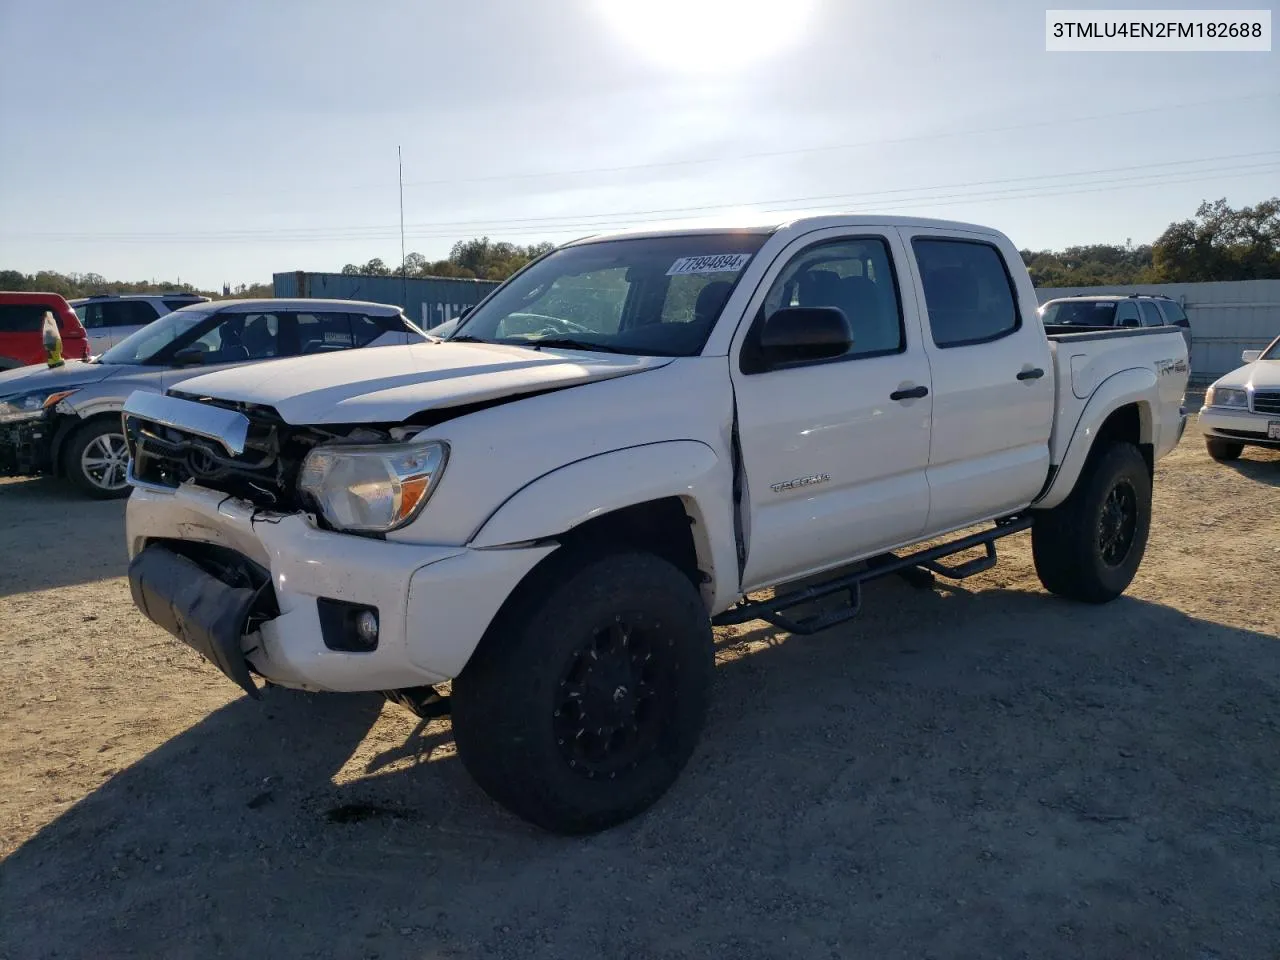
[128,544,265,698]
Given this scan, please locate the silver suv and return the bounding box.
[1039,294,1193,359]
[0,298,426,497]
[69,293,212,355]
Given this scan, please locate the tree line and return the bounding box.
[0,270,271,301]
[1021,196,1279,287]
[340,238,556,282]
[4,197,1275,299]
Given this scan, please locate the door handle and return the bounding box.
[889,385,929,401]
[1016,367,1045,381]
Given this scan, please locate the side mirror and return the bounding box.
[757,306,852,368]
[171,348,205,367]
[1241,349,1262,364]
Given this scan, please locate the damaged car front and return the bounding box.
[120,230,759,702]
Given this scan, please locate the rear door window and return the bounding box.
[101,300,161,328]
[1159,299,1190,327]
[1138,301,1164,326]
[0,304,51,332]
[295,312,360,354]
[913,239,1020,348]
[1114,302,1141,328]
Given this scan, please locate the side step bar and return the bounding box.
[711,515,1034,636]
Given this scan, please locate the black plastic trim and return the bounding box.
[1045,325,1180,343]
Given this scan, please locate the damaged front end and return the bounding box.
[128,540,279,697]
[0,416,56,476]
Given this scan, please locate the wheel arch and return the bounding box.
[1036,368,1156,510]
[468,440,738,612]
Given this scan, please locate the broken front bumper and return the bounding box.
[125,482,556,694]
[128,543,269,698]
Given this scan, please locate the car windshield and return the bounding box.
[98,309,213,364]
[448,233,768,356]
[1262,336,1280,361]
[1041,300,1118,326]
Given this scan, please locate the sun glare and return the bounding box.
[595,0,817,74]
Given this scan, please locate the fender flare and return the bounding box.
[469,440,740,613]
[1035,367,1155,510]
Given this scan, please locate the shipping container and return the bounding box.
[273,271,501,330]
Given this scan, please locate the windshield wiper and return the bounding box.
[447,335,489,343]
[515,338,635,355]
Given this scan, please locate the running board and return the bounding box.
[712,516,1033,636]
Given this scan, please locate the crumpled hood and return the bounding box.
[171,340,674,424]
[1213,359,1279,391]
[0,359,117,395]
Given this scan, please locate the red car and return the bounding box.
[0,292,92,369]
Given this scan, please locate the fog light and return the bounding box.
[317,598,380,652]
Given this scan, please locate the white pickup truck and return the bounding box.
[121,215,1190,834]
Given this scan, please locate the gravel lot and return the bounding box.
[1,406,1277,960]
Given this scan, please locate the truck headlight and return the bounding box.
[0,389,78,424]
[1204,385,1248,409]
[298,440,448,533]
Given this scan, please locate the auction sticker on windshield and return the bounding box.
[667,254,752,276]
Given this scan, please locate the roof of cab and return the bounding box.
[563,213,1007,246]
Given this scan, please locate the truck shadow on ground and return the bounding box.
[3,576,1278,960]
[0,478,128,597]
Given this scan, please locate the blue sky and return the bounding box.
[0,0,1275,288]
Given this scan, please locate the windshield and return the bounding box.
[1040,300,1118,326]
[98,309,212,364]
[1262,335,1280,361]
[449,233,767,356]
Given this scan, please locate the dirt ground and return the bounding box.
[1,405,1277,960]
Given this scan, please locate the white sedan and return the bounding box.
[1198,335,1280,461]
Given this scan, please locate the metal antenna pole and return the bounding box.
[398,145,407,308]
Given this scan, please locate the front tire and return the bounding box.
[1205,437,1243,462]
[450,550,713,835]
[65,419,132,499]
[1032,442,1151,604]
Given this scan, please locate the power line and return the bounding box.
[14,154,1279,243]
[398,93,1280,188]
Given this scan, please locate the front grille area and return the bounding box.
[1253,391,1280,415]
[125,399,305,509]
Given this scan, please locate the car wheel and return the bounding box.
[450,549,713,835]
[1031,442,1151,604]
[1205,437,1243,462]
[66,419,132,499]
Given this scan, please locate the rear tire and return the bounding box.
[65,419,132,499]
[450,550,713,835]
[1032,442,1151,604]
[1205,437,1243,462]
